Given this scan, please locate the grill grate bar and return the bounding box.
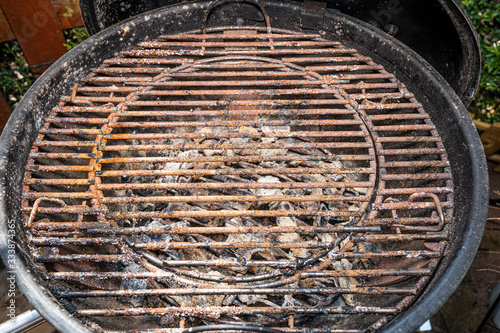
[21,206,100,214]
[51,106,113,113]
[81,72,316,83]
[106,129,365,138]
[57,287,417,299]
[348,92,410,100]
[85,225,378,235]
[138,237,443,249]
[47,268,432,280]
[351,233,447,242]
[97,141,371,152]
[30,237,120,246]
[134,241,355,250]
[365,217,443,226]
[30,232,446,247]
[39,128,101,135]
[122,48,357,57]
[76,306,399,317]
[95,154,374,164]
[124,99,350,107]
[24,194,370,204]
[156,33,327,40]
[109,119,364,128]
[379,187,452,195]
[45,117,108,124]
[25,179,93,185]
[104,209,364,220]
[32,237,350,248]
[29,152,96,159]
[120,99,350,107]
[379,148,445,155]
[23,192,95,199]
[25,165,94,171]
[97,167,374,177]
[138,41,341,48]
[131,85,398,96]
[367,114,428,121]
[380,173,452,181]
[96,181,372,191]
[31,222,111,229]
[306,65,383,72]
[21,206,364,217]
[375,201,452,210]
[281,56,371,63]
[374,125,436,132]
[33,141,98,147]
[377,137,442,143]
[34,250,441,263]
[110,109,358,117]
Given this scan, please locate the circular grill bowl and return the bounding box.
[0,1,488,332]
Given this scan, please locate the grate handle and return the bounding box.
[26,197,66,228]
[202,0,273,46]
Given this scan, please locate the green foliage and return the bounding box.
[461,0,500,122]
[58,0,80,18]
[63,27,89,51]
[0,42,35,109]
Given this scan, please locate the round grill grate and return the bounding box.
[22,27,454,332]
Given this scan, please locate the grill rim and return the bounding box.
[0,1,488,332]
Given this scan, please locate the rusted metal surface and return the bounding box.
[21,27,454,332]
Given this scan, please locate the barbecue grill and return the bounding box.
[0,1,488,332]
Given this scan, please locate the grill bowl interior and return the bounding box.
[0,1,488,332]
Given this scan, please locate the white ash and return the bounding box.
[253,175,283,197]
[141,220,173,243]
[333,259,359,306]
[119,262,148,307]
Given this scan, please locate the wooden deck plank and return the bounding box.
[0,0,68,72]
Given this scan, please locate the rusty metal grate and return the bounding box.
[22,26,453,332]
